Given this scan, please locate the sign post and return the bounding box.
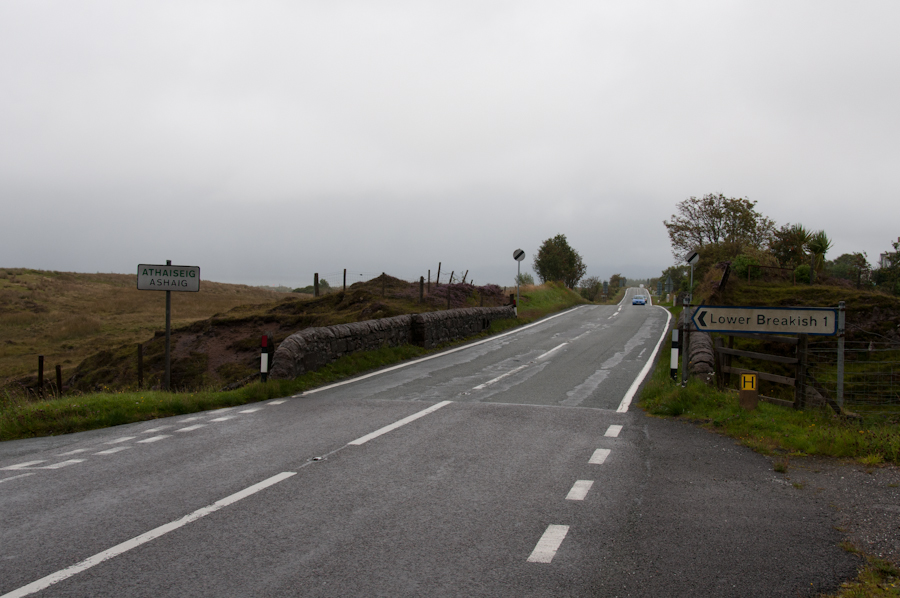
[684,251,699,306]
[513,248,525,316]
[137,262,201,390]
[739,373,758,410]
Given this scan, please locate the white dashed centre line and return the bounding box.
[210,416,234,422]
[1,461,45,471]
[105,437,134,445]
[566,480,594,501]
[267,400,286,405]
[42,460,84,469]
[178,417,201,423]
[349,401,452,446]
[238,408,261,414]
[527,525,569,563]
[94,447,130,455]
[56,449,88,456]
[142,426,170,434]
[176,425,205,432]
[0,473,36,484]
[605,425,623,437]
[589,449,611,464]
[137,435,170,444]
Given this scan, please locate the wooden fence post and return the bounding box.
[343,269,347,292]
[428,270,431,294]
[794,334,808,409]
[436,263,441,287]
[314,273,319,297]
[419,276,424,303]
[56,365,62,397]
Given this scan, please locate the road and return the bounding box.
[0,289,859,597]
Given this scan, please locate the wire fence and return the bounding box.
[807,339,900,408]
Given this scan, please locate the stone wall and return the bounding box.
[269,306,516,380]
[677,308,715,383]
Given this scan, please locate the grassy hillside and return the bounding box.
[0,268,290,385]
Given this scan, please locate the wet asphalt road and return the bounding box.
[0,290,859,597]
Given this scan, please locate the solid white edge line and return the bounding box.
[298,305,586,397]
[348,401,452,446]
[527,524,570,563]
[616,305,672,413]
[1,472,297,598]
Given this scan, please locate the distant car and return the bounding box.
[632,295,647,305]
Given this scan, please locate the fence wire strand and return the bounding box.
[807,340,900,407]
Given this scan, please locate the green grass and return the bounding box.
[638,324,900,465]
[820,553,900,597]
[0,283,587,441]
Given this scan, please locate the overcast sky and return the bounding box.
[2,1,898,288]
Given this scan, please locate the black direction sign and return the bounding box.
[692,305,837,335]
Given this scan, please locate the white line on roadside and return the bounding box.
[0,473,35,484]
[527,525,569,563]
[566,480,594,501]
[615,306,672,413]
[348,401,452,446]
[137,435,169,444]
[267,400,286,405]
[176,425,205,432]
[94,447,130,455]
[589,449,611,464]
[299,305,586,397]
[538,342,568,359]
[55,449,88,456]
[239,408,261,413]
[604,425,623,438]
[1,461,45,471]
[178,417,201,423]
[0,471,297,598]
[210,416,234,422]
[41,460,84,469]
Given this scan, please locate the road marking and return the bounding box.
[616,306,673,413]
[105,437,134,445]
[1,461,45,470]
[178,417,201,423]
[41,460,84,469]
[137,435,169,444]
[176,424,206,432]
[210,416,235,422]
[348,401,452,446]
[605,425,623,437]
[239,408,262,413]
[56,449,88,456]
[538,342,568,359]
[527,525,569,563]
[589,449,611,464]
[0,471,297,598]
[0,473,36,484]
[94,447,130,455]
[208,407,233,414]
[267,400,286,405]
[566,480,594,501]
[472,364,529,390]
[299,305,585,397]
[142,426,170,434]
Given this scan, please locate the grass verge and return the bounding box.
[821,552,900,597]
[638,318,900,465]
[0,283,587,441]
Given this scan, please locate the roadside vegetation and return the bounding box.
[0,282,586,441]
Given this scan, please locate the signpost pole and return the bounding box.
[516,260,520,316]
[837,301,845,409]
[164,259,172,392]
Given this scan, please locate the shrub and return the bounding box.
[794,264,811,284]
[731,254,760,280]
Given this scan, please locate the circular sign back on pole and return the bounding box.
[513,249,525,262]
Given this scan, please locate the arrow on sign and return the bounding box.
[697,310,708,327]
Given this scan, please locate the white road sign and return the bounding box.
[137,264,201,292]
[513,248,525,262]
[692,305,837,335]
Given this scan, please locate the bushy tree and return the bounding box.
[771,224,811,269]
[663,193,775,259]
[532,234,587,288]
[578,276,602,301]
[827,252,871,288]
[873,238,900,295]
[515,272,535,286]
[608,273,624,291]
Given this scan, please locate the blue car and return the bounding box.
[632,295,647,305]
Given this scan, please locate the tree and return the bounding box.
[806,230,832,274]
[873,238,900,295]
[663,193,775,259]
[827,252,870,288]
[771,224,812,269]
[578,276,602,301]
[515,272,535,286]
[608,273,624,291]
[532,234,587,288]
